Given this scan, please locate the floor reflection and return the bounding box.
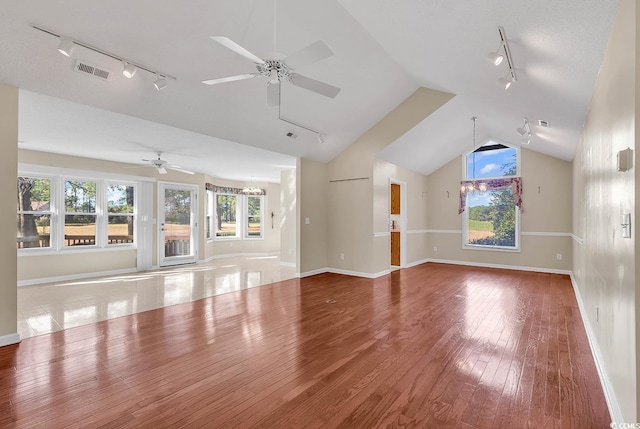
[18,256,296,339]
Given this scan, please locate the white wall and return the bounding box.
[280,168,297,266]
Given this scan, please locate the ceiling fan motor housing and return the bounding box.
[257,60,291,82]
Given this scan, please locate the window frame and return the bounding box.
[62,177,100,248]
[17,165,139,254]
[105,182,137,247]
[17,175,56,250]
[461,141,521,252]
[206,189,214,242]
[244,195,264,239]
[214,192,240,240]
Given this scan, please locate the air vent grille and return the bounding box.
[74,60,111,81]
[538,119,550,128]
[286,131,298,139]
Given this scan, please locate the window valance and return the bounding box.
[205,183,266,196]
[458,177,522,214]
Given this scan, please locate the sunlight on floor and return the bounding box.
[17,256,297,339]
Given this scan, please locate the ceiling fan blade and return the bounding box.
[210,36,266,64]
[167,164,196,175]
[289,73,341,98]
[284,40,334,70]
[202,73,259,85]
[156,166,167,175]
[267,81,280,107]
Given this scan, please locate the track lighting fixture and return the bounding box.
[516,118,532,145]
[498,73,513,90]
[57,37,75,57]
[317,134,325,144]
[491,27,517,89]
[153,75,168,91]
[122,62,137,78]
[487,42,504,66]
[33,25,176,89]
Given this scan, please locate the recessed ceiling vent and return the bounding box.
[286,131,298,139]
[538,119,550,128]
[74,60,112,81]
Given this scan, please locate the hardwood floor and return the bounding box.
[0,263,610,428]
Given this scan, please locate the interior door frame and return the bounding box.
[389,178,407,268]
[157,181,198,267]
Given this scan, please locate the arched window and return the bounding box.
[461,140,521,251]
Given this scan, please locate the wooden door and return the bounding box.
[391,232,400,266]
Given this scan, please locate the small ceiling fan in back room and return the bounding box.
[201,1,341,107]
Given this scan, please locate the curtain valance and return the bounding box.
[205,183,266,196]
[458,177,522,214]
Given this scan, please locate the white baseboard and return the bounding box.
[328,268,390,279]
[18,268,138,287]
[426,258,572,275]
[0,333,21,347]
[298,267,329,278]
[280,262,296,268]
[570,274,622,424]
[199,251,280,264]
[406,258,430,268]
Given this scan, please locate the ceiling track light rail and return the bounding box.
[488,26,517,89]
[32,25,176,87]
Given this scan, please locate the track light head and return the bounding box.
[57,38,75,57]
[498,76,512,90]
[487,51,503,66]
[516,126,527,137]
[122,62,137,78]
[317,133,325,144]
[521,137,531,145]
[153,76,168,90]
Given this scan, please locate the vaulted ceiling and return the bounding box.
[0,0,618,182]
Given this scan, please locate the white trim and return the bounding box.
[521,231,572,237]
[373,232,390,237]
[298,267,390,279]
[406,258,430,268]
[18,246,137,256]
[329,268,390,279]
[422,229,462,234]
[571,233,584,245]
[280,262,296,268]
[19,163,157,183]
[570,274,622,424]
[18,268,138,287]
[299,267,329,278]
[426,258,571,275]
[199,251,280,264]
[0,333,21,347]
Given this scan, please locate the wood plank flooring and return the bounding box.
[0,263,611,428]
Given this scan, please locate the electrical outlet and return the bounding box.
[433,246,438,252]
[340,253,345,260]
[556,253,562,261]
[305,217,310,225]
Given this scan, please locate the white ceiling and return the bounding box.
[0,0,619,181]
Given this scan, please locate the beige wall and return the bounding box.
[372,159,430,273]
[572,0,636,420]
[0,85,18,342]
[427,147,573,272]
[297,158,328,274]
[280,169,297,266]
[325,87,453,276]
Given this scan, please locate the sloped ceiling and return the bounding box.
[0,0,619,181]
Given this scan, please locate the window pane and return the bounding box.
[16,214,51,249]
[467,144,517,179]
[108,215,134,244]
[216,194,237,237]
[467,189,516,247]
[108,184,134,214]
[65,180,96,213]
[206,190,214,240]
[246,196,262,237]
[17,177,50,212]
[64,214,96,246]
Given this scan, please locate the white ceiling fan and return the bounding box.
[201,36,341,106]
[141,152,195,175]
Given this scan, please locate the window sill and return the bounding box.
[463,244,520,253]
[18,245,137,257]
